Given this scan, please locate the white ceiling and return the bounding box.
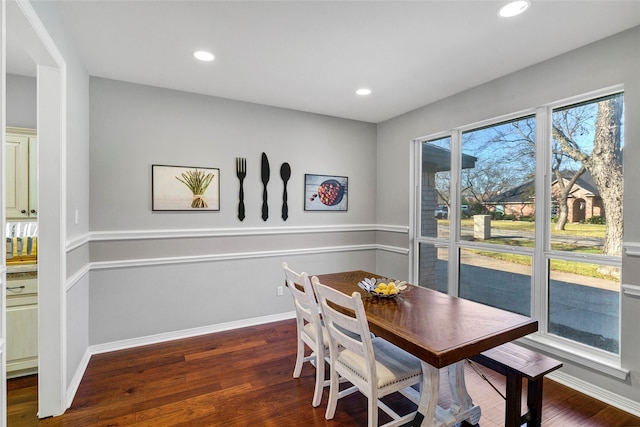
[8,1,640,123]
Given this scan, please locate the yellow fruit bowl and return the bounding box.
[358,278,408,298]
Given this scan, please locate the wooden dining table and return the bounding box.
[314,270,538,427]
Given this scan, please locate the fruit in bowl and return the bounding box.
[373,282,399,296]
[358,277,407,298]
[317,180,344,206]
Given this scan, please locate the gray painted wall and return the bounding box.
[6,74,36,128]
[88,77,379,344]
[377,26,640,405]
[89,78,377,230]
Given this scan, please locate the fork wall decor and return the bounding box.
[235,157,247,221]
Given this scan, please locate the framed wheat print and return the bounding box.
[152,164,220,211]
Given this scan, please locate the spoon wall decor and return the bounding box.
[280,162,291,220]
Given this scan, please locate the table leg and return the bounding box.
[448,361,482,425]
[448,362,472,412]
[414,361,481,427]
[415,361,439,427]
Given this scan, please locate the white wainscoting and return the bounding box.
[64,224,410,290]
[61,229,640,419]
[62,224,410,407]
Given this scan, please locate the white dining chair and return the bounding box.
[312,275,425,427]
[281,262,329,407]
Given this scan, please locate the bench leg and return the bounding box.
[526,378,544,427]
[504,373,523,427]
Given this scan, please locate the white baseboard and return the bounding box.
[66,349,92,409]
[63,312,296,409]
[548,370,640,417]
[88,311,296,356]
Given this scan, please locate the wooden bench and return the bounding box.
[469,342,563,427]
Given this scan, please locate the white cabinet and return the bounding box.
[6,127,37,219]
[6,275,38,377]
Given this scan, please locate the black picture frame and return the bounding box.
[152,164,220,211]
[304,174,348,211]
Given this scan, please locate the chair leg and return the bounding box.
[312,351,325,407]
[368,389,378,427]
[325,361,339,420]
[293,332,304,378]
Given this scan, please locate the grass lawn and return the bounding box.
[456,219,606,238]
[470,247,616,281]
[441,219,616,281]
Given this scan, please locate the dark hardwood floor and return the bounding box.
[8,319,640,426]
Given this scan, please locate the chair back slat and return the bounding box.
[282,262,322,335]
[310,275,426,426]
[281,262,328,408]
[312,277,376,376]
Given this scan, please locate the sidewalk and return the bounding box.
[460,251,619,292]
[451,253,619,353]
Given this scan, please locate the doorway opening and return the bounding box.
[4,0,67,422]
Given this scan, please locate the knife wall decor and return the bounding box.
[261,152,270,221]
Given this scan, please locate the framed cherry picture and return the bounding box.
[304,174,348,211]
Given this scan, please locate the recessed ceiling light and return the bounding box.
[356,88,372,96]
[498,0,530,17]
[194,50,215,62]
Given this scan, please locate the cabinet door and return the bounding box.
[28,137,38,218]
[5,133,30,219]
[6,304,38,374]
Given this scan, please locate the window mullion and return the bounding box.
[533,106,551,334]
[450,130,462,296]
[409,139,420,284]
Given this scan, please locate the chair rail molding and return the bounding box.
[89,243,402,271]
[623,242,640,257]
[86,223,409,242]
[621,284,640,298]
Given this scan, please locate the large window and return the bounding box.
[547,93,623,353]
[414,90,624,355]
[461,116,536,244]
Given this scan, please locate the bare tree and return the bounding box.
[552,94,624,256]
[462,118,536,210]
[552,165,586,230]
[462,161,517,206]
[434,171,451,208]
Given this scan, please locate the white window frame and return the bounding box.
[410,85,628,379]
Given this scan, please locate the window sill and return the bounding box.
[518,334,629,380]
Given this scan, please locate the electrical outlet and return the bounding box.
[277,285,284,296]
